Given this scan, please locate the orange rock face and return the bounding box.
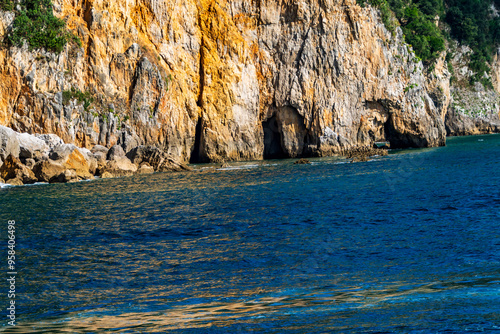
[0,0,454,162]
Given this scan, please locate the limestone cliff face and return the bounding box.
[0,0,449,163]
[445,44,500,136]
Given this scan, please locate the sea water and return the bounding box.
[1,134,499,333]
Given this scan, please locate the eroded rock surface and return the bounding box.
[0,0,453,163]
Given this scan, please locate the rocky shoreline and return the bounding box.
[1,125,398,187]
[0,125,190,186]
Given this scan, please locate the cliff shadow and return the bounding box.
[263,115,287,159]
[190,117,203,163]
[384,114,428,148]
[263,106,313,159]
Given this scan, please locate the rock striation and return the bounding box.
[0,0,453,165]
[445,44,500,136]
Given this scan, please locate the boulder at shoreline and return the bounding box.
[0,126,191,186]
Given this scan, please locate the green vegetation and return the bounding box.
[444,0,500,87]
[1,0,78,53]
[0,0,14,11]
[404,82,419,92]
[62,88,94,111]
[164,74,173,92]
[359,0,445,63]
[359,0,500,88]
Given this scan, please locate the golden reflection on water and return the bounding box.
[13,280,485,333]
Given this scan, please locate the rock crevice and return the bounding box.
[0,0,462,163]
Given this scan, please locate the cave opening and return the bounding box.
[262,115,287,159]
[383,115,421,149]
[190,117,203,163]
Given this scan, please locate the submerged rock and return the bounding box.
[294,159,311,165]
[345,147,388,162]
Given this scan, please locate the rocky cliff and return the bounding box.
[445,44,500,136]
[0,0,454,163]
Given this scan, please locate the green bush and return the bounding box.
[361,0,500,88]
[62,88,94,111]
[359,0,445,63]
[444,0,500,86]
[0,0,14,11]
[2,0,77,53]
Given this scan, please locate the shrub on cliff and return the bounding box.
[445,0,500,87]
[361,0,500,87]
[2,0,78,53]
[0,0,14,11]
[359,0,445,63]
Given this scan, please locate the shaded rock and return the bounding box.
[49,144,77,160]
[0,126,20,160]
[91,145,109,164]
[93,152,107,164]
[99,143,138,178]
[52,169,79,183]
[32,160,66,183]
[126,145,191,172]
[107,145,125,161]
[0,155,37,184]
[35,134,64,150]
[137,162,154,174]
[126,145,155,165]
[18,133,49,159]
[158,157,191,172]
[25,158,36,168]
[0,177,4,184]
[6,178,23,186]
[99,158,138,178]
[100,171,114,179]
[78,148,98,175]
[49,144,93,180]
[91,145,109,155]
[294,159,311,165]
[117,130,141,154]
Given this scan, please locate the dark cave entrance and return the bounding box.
[263,115,287,159]
[190,117,203,163]
[383,115,423,149]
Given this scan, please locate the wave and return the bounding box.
[16,278,499,332]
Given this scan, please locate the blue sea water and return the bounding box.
[1,134,499,333]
